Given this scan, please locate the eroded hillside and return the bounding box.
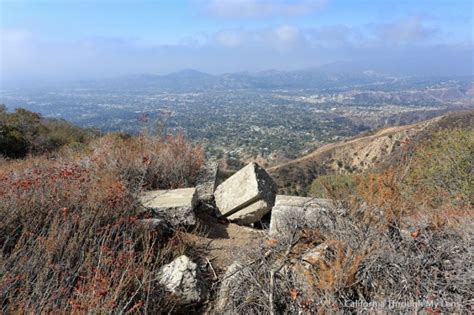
[269,109,474,195]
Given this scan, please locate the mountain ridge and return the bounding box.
[268,109,474,195]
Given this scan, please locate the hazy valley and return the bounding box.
[2,70,472,168]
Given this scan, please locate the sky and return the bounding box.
[1,0,473,82]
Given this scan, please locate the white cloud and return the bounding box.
[305,25,364,47]
[215,30,245,47]
[274,25,299,42]
[213,25,303,51]
[378,16,437,44]
[0,18,471,82]
[206,0,327,18]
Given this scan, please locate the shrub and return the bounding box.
[404,128,473,208]
[222,198,472,313]
[0,131,204,313]
[0,106,95,158]
[81,132,204,192]
[310,174,359,199]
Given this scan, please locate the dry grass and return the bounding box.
[220,136,473,314]
[0,133,204,313]
[220,200,472,313]
[63,132,204,192]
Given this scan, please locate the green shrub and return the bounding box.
[404,128,473,207]
[0,105,95,158]
[310,174,359,199]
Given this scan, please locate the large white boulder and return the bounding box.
[214,162,277,224]
[158,255,208,304]
[140,188,197,226]
[269,195,335,237]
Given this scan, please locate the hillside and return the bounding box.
[0,106,96,158]
[0,109,472,314]
[269,109,474,195]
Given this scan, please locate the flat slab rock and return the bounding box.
[214,162,277,224]
[140,188,197,226]
[269,195,335,236]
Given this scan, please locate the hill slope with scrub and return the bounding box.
[0,108,472,313]
[269,109,474,195]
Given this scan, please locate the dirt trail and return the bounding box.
[193,214,266,273]
[268,118,438,172]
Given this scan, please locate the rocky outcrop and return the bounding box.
[158,255,208,304]
[269,195,335,237]
[214,162,277,224]
[140,188,198,226]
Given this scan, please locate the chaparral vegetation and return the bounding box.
[0,109,472,313]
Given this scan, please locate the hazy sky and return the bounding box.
[1,0,473,82]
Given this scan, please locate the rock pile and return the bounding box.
[138,161,336,307]
[140,162,280,227]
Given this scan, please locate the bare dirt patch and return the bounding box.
[192,213,266,273]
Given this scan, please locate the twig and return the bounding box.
[269,230,300,315]
[214,249,272,285]
[206,257,218,280]
[269,269,277,315]
[122,276,143,313]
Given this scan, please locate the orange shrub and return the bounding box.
[82,132,204,192]
[0,132,204,313]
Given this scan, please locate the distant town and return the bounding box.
[1,70,472,166]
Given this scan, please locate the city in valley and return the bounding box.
[2,70,472,166]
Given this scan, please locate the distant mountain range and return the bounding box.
[90,67,393,91]
[80,62,471,91]
[3,58,471,90]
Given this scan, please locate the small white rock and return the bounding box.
[158,255,208,304]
